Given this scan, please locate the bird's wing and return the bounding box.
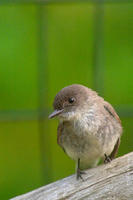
[57,123,66,153]
[57,123,63,146]
[104,101,122,126]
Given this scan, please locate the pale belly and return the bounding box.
[59,118,121,170]
[61,132,104,169]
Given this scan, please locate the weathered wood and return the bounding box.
[11,152,133,200]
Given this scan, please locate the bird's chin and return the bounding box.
[58,111,76,121]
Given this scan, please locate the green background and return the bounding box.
[0,2,133,199]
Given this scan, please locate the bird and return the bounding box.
[49,84,123,180]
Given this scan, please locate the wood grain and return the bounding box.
[11,152,133,200]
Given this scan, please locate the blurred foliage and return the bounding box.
[0,2,133,200]
[104,4,133,105]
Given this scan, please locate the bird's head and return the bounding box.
[49,84,97,121]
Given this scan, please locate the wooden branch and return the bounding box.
[11,152,133,200]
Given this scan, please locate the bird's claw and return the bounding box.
[104,153,112,164]
[76,168,86,181]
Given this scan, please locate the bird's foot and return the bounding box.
[104,153,112,164]
[76,168,86,181]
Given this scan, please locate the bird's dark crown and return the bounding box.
[53,84,96,110]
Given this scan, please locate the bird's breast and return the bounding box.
[59,120,102,166]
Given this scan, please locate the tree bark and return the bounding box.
[11,152,133,200]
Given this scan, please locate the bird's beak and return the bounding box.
[48,109,64,119]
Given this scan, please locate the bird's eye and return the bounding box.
[68,97,75,104]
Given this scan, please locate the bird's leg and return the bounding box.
[104,153,112,164]
[76,158,86,180]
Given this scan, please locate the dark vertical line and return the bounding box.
[92,1,104,96]
[37,5,52,184]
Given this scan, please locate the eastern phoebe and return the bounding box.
[49,84,122,180]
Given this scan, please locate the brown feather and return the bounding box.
[109,138,120,159]
[104,102,122,126]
